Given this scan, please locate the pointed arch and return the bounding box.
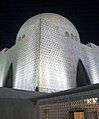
[76,59,91,87]
[4,63,13,88]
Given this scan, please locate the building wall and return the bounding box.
[0,19,40,91]
[39,17,99,91]
[39,98,99,119]
[0,50,9,86]
[0,99,37,119]
[39,18,79,91]
[13,20,40,91]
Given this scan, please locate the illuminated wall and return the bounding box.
[0,13,99,92]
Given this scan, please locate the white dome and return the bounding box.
[16,13,80,43]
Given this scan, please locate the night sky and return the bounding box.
[0,0,99,51]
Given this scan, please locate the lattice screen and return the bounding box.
[39,97,99,119]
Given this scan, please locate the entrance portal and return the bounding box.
[70,111,84,119]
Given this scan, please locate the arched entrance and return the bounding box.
[4,63,13,88]
[76,59,91,87]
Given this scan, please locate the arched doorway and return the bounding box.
[76,59,91,87]
[4,63,13,88]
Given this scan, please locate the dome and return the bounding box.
[16,13,80,43]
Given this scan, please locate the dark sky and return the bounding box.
[0,0,99,51]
